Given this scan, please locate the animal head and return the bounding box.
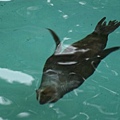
[36,86,62,104]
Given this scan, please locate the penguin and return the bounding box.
[36,17,120,104]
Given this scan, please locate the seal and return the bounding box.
[36,17,120,104]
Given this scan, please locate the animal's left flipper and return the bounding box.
[47,28,62,54]
[47,28,60,46]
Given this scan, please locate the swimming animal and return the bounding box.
[36,17,120,104]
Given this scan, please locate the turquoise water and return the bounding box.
[0,0,120,120]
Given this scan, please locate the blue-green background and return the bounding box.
[0,0,120,120]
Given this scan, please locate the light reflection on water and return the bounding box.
[0,96,12,105]
[17,112,30,118]
[0,68,34,86]
[0,0,11,1]
[0,117,8,120]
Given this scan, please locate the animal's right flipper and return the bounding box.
[98,46,120,60]
[90,46,120,69]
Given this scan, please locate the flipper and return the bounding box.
[94,17,120,35]
[98,47,120,59]
[47,28,62,54]
[91,46,120,69]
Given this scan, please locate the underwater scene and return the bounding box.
[0,0,120,120]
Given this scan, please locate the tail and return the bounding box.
[94,17,120,35]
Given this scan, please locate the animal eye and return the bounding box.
[48,71,55,75]
[41,91,46,95]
